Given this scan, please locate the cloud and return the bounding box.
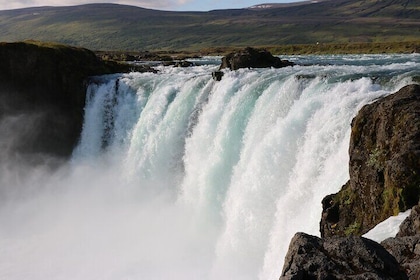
[0,0,193,10]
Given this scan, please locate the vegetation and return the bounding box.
[0,0,419,53]
[344,222,361,236]
[367,147,385,171]
[95,41,420,63]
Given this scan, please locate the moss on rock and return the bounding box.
[321,84,420,237]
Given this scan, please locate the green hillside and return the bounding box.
[0,0,419,51]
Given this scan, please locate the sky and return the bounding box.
[0,0,304,12]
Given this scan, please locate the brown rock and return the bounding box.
[321,84,420,237]
[381,236,420,280]
[0,41,136,160]
[219,47,294,71]
[380,202,420,279]
[280,232,407,280]
[397,202,420,237]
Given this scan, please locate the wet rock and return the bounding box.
[397,202,420,237]
[380,202,420,279]
[282,85,420,280]
[212,71,224,81]
[163,60,194,67]
[0,41,136,159]
[219,47,294,70]
[280,232,407,280]
[321,84,420,237]
[381,236,420,280]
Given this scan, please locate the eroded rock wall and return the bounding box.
[0,41,132,159]
[321,84,420,237]
[280,84,420,280]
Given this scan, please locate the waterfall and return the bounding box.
[0,54,418,280]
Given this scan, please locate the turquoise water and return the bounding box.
[1,54,419,280]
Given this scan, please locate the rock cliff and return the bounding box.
[280,84,420,279]
[281,204,420,279]
[321,84,420,237]
[0,41,138,159]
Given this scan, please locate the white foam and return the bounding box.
[363,210,412,242]
[0,54,418,280]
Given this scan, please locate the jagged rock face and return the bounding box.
[397,202,420,237]
[280,232,407,280]
[321,84,420,237]
[381,236,420,279]
[0,41,132,159]
[381,202,420,279]
[219,47,294,70]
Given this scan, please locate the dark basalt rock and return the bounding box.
[321,84,420,237]
[381,236,420,280]
[0,41,139,160]
[280,232,407,280]
[381,202,420,279]
[280,85,420,280]
[163,60,194,67]
[212,71,224,81]
[396,202,420,237]
[219,47,294,71]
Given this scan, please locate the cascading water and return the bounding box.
[0,54,418,280]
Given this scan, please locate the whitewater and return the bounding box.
[0,54,418,280]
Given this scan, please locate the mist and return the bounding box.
[1,55,417,280]
[0,149,223,279]
[0,87,218,279]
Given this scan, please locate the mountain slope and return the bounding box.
[0,0,419,51]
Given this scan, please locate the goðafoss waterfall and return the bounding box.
[0,54,418,280]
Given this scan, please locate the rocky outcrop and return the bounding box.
[280,232,407,280]
[280,202,420,280]
[0,41,141,159]
[396,202,420,237]
[381,202,420,279]
[212,71,224,81]
[321,84,420,237]
[219,47,294,71]
[381,236,420,279]
[280,84,420,280]
[163,60,194,67]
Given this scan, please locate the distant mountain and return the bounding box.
[0,0,419,51]
[247,1,329,10]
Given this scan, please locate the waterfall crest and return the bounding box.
[1,54,418,280]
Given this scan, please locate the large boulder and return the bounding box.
[381,236,420,279]
[219,47,294,70]
[0,41,136,160]
[280,232,407,280]
[321,84,420,237]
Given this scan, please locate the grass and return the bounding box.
[0,1,419,52]
[104,41,419,61]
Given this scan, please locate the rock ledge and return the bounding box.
[0,41,138,159]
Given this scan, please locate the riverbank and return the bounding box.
[96,41,420,62]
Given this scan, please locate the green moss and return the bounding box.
[337,186,356,206]
[344,221,361,236]
[367,147,385,171]
[400,182,420,209]
[382,186,402,217]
